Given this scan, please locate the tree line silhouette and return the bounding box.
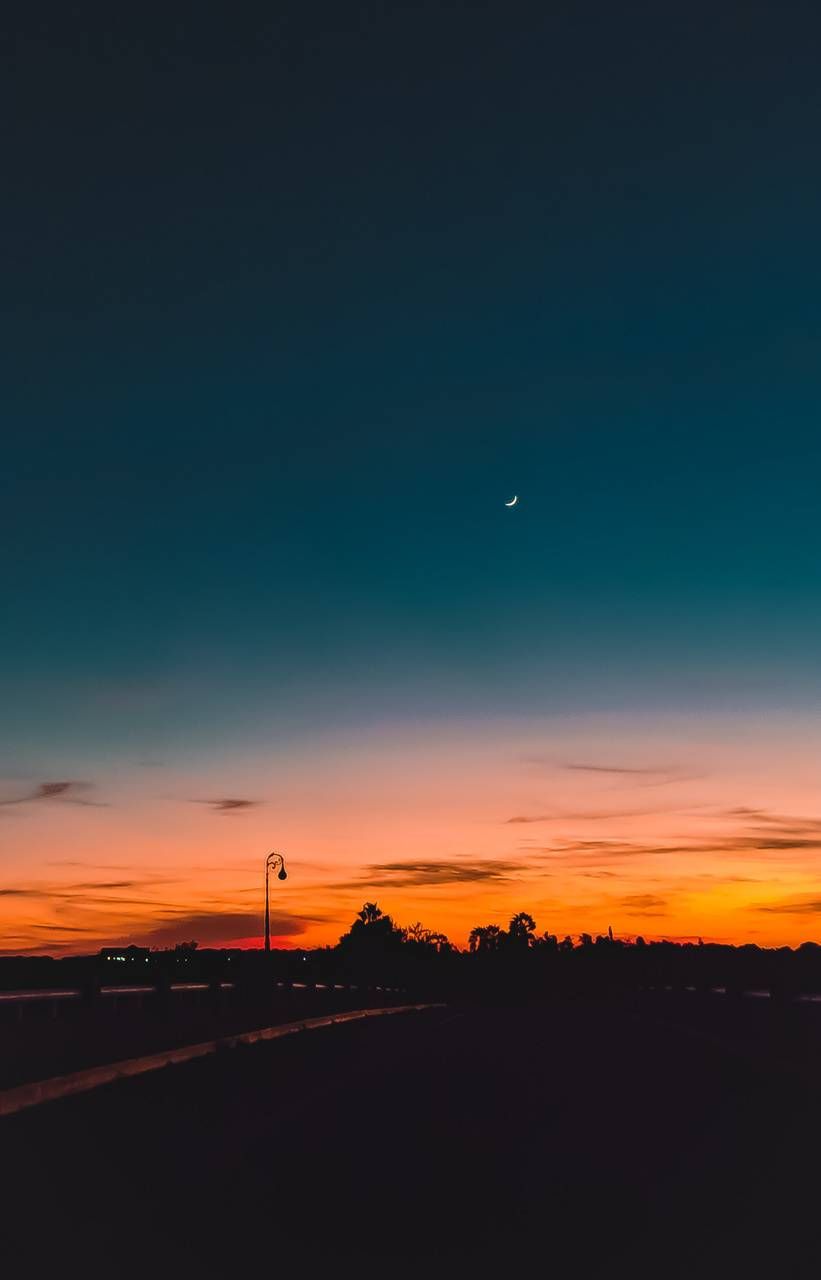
[3,901,821,1002]
[330,902,821,1002]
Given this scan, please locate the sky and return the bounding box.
[4,1,821,954]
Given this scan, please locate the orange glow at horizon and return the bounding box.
[3,711,821,956]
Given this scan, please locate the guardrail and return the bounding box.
[648,985,821,1003]
[0,979,406,1021]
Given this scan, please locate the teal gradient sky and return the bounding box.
[4,2,821,951]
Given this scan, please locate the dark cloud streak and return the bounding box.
[193,798,261,814]
[0,780,106,807]
[362,860,522,887]
[564,763,677,776]
[620,894,669,913]
[120,910,307,948]
[753,900,821,915]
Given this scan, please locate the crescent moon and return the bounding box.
[505,495,519,507]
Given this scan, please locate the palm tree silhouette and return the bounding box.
[507,913,537,948]
[469,924,504,953]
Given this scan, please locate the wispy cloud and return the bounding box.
[0,877,175,902]
[0,780,106,807]
[520,805,821,870]
[29,923,98,933]
[362,859,522,887]
[533,836,821,868]
[0,941,79,956]
[506,804,686,824]
[722,809,821,837]
[753,898,821,915]
[564,762,677,776]
[620,894,669,914]
[45,861,132,869]
[193,797,261,814]
[66,880,137,891]
[554,762,703,789]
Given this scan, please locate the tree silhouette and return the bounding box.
[469,924,505,953]
[507,912,536,949]
[406,923,452,953]
[338,904,406,970]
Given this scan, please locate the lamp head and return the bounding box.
[277,867,287,881]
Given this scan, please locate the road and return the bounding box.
[4,996,820,1277]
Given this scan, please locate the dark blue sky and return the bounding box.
[5,0,821,765]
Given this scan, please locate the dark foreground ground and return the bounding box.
[4,994,821,1278]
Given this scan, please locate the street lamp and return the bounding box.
[264,852,287,953]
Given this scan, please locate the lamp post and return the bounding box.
[264,852,287,953]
